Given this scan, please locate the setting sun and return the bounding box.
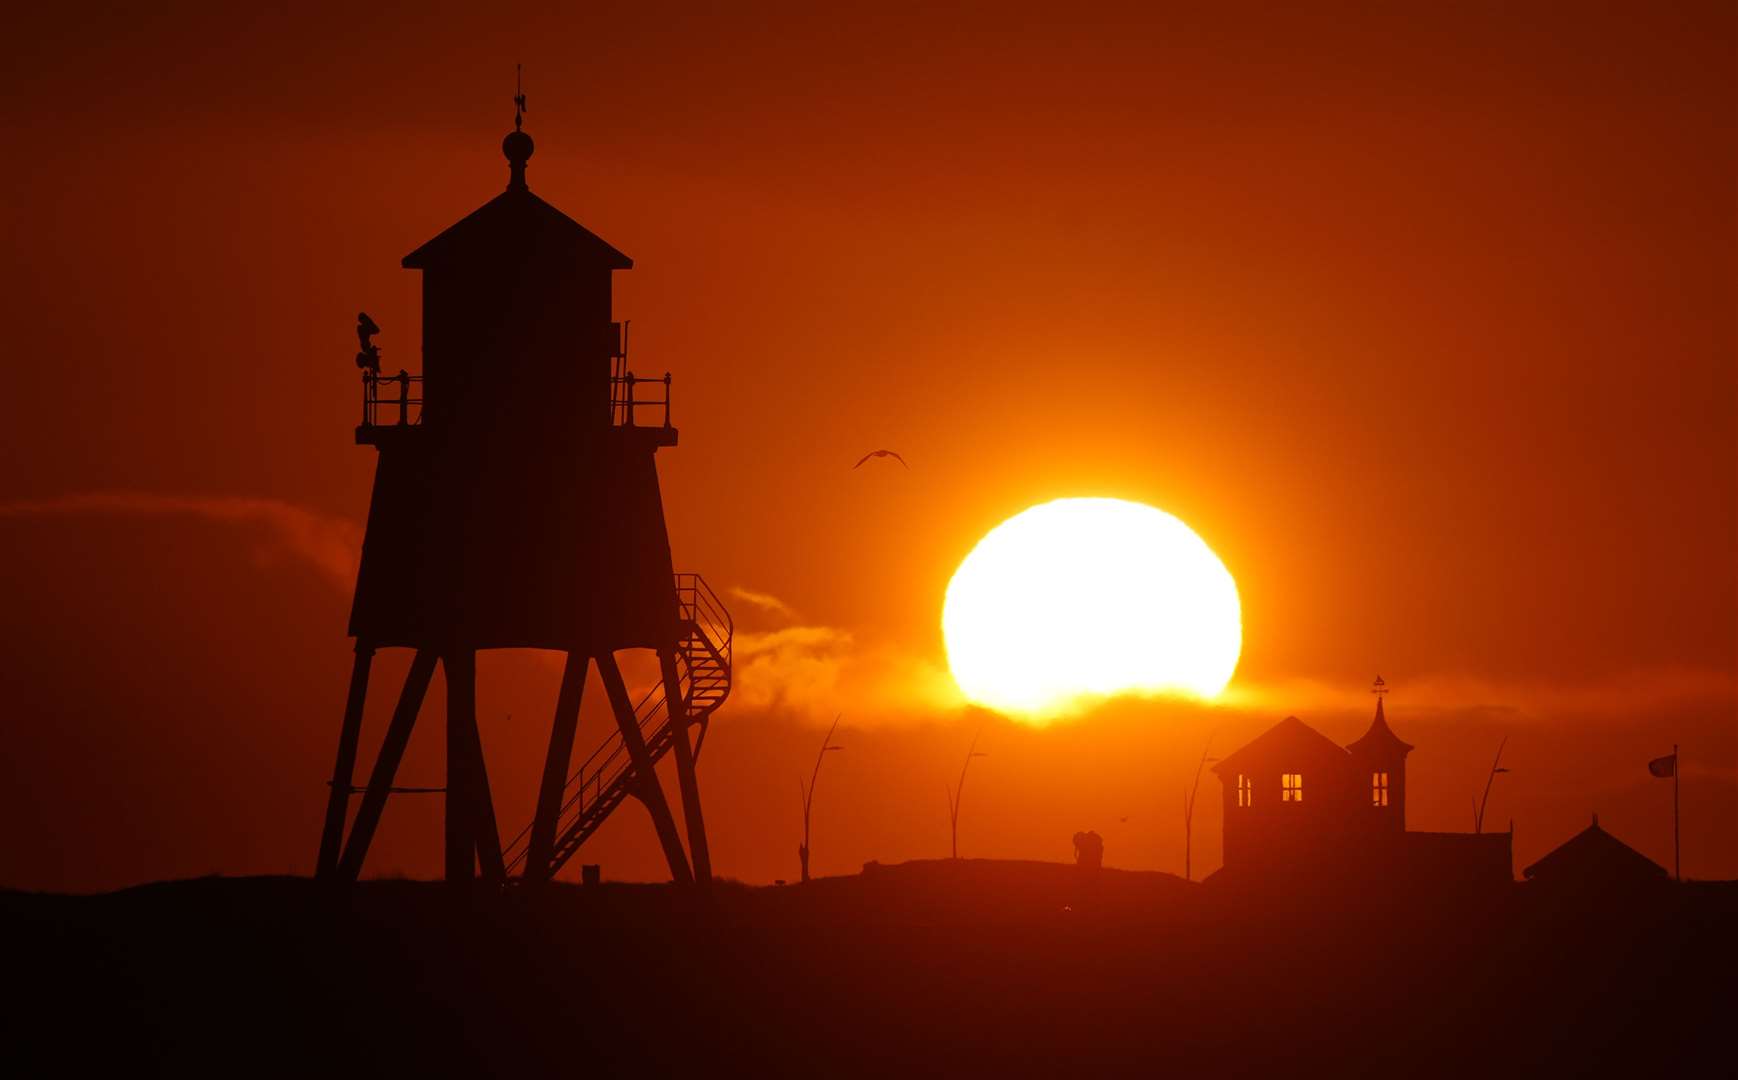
[942,498,1242,719]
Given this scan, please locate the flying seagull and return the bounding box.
[853,449,909,470]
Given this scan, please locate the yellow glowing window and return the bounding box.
[1282,773,1302,802]
[1372,771,1389,807]
[1237,774,1252,807]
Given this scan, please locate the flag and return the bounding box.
[1648,753,1676,778]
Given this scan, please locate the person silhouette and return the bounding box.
[355,312,382,374]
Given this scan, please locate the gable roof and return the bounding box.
[1212,715,1350,776]
[402,187,633,271]
[1522,816,1668,882]
[1347,697,1414,757]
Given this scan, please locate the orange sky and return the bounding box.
[1,2,1733,891]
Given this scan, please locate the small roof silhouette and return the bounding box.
[403,188,633,270]
[1347,696,1414,758]
[1522,815,1668,883]
[1212,715,1349,775]
[403,127,632,271]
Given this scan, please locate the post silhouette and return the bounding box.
[798,715,844,883]
[1183,731,1217,882]
[946,727,987,860]
[1645,746,1682,881]
[1474,736,1509,835]
[316,643,375,878]
[525,652,587,884]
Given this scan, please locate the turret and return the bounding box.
[1346,677,1413,832]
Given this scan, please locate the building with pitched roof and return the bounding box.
[1522,815,1669,892]
[1209,688,1511,890]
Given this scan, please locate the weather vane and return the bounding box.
[1372,674,1388,696]
[514,63,527,131]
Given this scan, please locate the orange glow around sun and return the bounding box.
[942,498,1242,721]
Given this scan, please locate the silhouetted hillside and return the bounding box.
[789,856,1195,922]
[4,862,1732,1076]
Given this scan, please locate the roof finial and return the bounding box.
[1372,675,1388,697]
[502,63,535,192]
[514,62,527,132]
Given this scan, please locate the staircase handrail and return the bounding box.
[500,678,667,874]
[501,572,731,879]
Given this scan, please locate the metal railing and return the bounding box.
[675,572,732,683]
[361,371,422,428]
[359,366,670,432]
[610,370,672,429]
[501,672,671,877]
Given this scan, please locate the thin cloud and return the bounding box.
[728,585,800,622]
[0,492,362,591]
[1225,666,1736,724]
[731,623,961,724]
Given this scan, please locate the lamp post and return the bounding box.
[946,727,988,860]
[1183,732,1218,882]
[798,715,843,883]
[1474,736,1510,835]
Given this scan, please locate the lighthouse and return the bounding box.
[315,92,731,888]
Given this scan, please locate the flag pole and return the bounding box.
[1673,743,1680,882]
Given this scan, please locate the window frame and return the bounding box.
[1281,772,1303,802]
[1372,770,1390,807]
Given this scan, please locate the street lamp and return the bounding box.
[1474,736,1510,835]
[1183,732,1218,882]
[798,714,844,883]
[946,727,988,860]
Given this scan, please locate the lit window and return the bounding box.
[1282,773,1303,802]
[1372,771,1389,807]
[1237,774,1252,807]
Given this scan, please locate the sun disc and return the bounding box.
[942,498,1241,720]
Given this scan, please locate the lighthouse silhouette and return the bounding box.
[315,93,731,888]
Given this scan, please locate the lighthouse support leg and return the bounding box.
[444,650,480,884]
[317,642,376,880]
[527,651,588,884]
[337,648,438,882]
[660,648,712,888]
[596,652,693,886]
[451,679,505,884]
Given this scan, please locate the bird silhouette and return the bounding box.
[853,449,908,470]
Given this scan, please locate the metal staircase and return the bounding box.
[502,573,731,881]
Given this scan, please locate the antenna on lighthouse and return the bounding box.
[514,63,527,131]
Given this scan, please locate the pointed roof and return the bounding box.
[1347,696,1414,758]
[1212,715,1350,775]
[403,186,633,270]
[1522,815,1669,883]
[402,124,631,271]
